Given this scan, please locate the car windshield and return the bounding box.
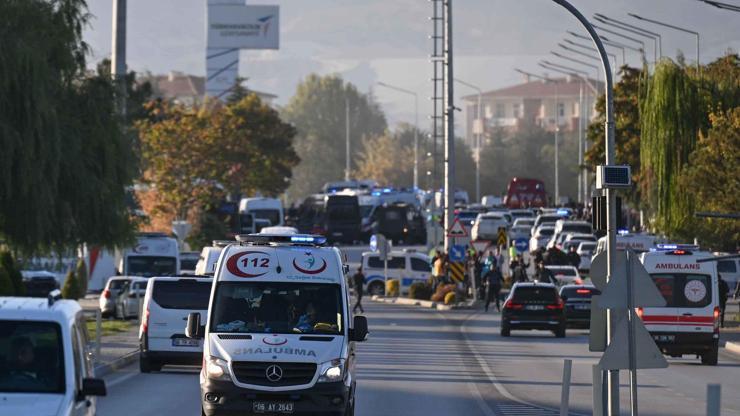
[538,228,554,237]
[210,282,343,335]
[127,256,177,277]
[0,320,64,394]
[250,209,280,226]
[562,224,592,234]
[512,287,557,302]
[180,258,198,271]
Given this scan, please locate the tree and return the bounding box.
[679,108,740,250]
[0,266,13,296]
[355,133,414,186]
[61,270,80,300]
[282,74,387,199]
[75,258,88,298]
[0,251,24,296]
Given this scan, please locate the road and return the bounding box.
[99,301,740,416]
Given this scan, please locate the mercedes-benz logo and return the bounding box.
[265,364,283,382]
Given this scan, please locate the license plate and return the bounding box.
[653,335,675,342]
[525,305,544,310]
[253,402,294,414]
[172,338,199,347]
[575,304,590,310]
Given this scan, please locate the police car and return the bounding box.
[0,292,107,416]
[185,234,368,416]
[360,249,431,296]
[639,244,720,365]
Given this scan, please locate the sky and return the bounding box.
[83,0,740,130]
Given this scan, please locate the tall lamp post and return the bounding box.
[514,69,561,204]
[594,14,662,60]
[629,13,701,73]
[111,0,127,119]
[454,78,483,203]
[377,82,420,189]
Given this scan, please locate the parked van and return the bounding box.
[239,197,284,227]
[361,250,432,296]
[639,244,720,365]
[185,234,368,416]
[117,233,180,278]
[0,293,107,415]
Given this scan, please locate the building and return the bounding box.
[461,75,603,147]
[142,71,277,107]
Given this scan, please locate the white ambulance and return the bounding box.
[185,234,368,416]
[639,244,720,365]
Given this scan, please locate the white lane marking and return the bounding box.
[105,370,139,389]
[466,381,499,416]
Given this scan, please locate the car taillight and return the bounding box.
[714,306,720,333]
[141,307,150,334]
[102,289,111,299]
[547,299,564,310]
[504,300,524,310]
[636,307,644,319]
[576,289,590,294]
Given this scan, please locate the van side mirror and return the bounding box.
[350,315,368,342]
[80,378,106,398]
[185,312,203,339]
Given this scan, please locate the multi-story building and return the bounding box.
[461,75,603,147]
[143,71,277,107]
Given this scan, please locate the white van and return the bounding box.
[639,244,720,365]
[139,277,212,372]
[116,233,180,278]
[595,233,663,255]
[185,234,368,416]
[239,197,284,227]
[0,293,107,416]
[360,250,432,296]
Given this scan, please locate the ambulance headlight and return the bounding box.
[318,358,345,383]
[205,356,231,381]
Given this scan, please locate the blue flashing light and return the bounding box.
[617,229,630,236]
[290,235,327,244]
[382,188,393,193]
[556,209,569,216]
[371,191,382,196]
[655,243,699,251]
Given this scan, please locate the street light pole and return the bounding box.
[454,78,483,203]
[594,15,661,61]
[111,0,127,119]
[443,0,455,253]
[345,97,351,181]
[551,1,617,415]
[377,82,420,189]
[629,13,700,73]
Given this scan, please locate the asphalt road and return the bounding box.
[98,300,740,416]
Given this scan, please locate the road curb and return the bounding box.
[370,295,473,311]
[725,341,740,357]
[94,349,139,378]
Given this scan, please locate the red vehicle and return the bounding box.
[504,177,548,208]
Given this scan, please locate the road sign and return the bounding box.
[449,245,467,262]
[447,218,468,237]
[496,227,507,247]
[449,261,465,283]
[598,315,668,370]
[514,238,529,253]
[471,240,490,253]
[369,234,378,251]
[596,251,666,309]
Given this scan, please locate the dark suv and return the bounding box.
[559,285,600,329]
[501,283,566,338]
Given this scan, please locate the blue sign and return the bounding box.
[449,245,467,262]
[514,238,529,253]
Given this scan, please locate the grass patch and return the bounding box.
[86,319,134,338]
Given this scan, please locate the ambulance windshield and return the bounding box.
[210,282,343,335]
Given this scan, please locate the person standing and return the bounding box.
[566,246,581,269]
[484,263,503,312]
[719,274,729,328]
[508,241,518,263]
[534,261,556,285]
[352,267,366,314]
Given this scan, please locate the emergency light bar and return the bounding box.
[236,234,327,246]
[556,209,570,216]
[655,244,700,251]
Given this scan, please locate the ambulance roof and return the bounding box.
[217,235,342,284]
[641,245,716,274]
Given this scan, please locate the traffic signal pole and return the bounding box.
[443,0,455,252]
[551,1,617,414]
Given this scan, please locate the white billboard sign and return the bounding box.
[207,5,280,49]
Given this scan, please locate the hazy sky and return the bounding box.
[83,0,740,128]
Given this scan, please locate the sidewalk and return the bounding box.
[93,323,140,377]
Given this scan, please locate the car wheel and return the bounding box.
[555,324,566,338]
[500,323,510,337]
[701,344,718,366]
[344,399,355,416]
[140,355,152,373]
[368,281,385,296]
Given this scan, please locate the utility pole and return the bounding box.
[443,0,454,252]
[345,97,350,181]
[554,80,560,205]
[111,0,127,119]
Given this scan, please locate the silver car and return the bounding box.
[99,276,137,318]
[114,277,148,319]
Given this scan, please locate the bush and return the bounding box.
[61,270,80,300]
[444,291,457,305]
[75,258,88,298]
[431,283,456,302]
[0,267,14,296]
[0,251,24,296]
[385,279,399,297]
[408,281,433,300]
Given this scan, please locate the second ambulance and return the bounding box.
[639,244,720,365]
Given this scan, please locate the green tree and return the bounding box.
[355,133,415,186]
[75,258,88,298]
[0,251,24,296]
[679,108,740,250]
[282,74,387,198]
[0,266,13,296]
[61,269,80,300]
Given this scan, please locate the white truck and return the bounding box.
[239,197,284,228]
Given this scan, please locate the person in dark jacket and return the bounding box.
[566,246,581,269]
[534,262,556,285]
[352,267,366,314]
[719,275,729,328]
[484,263,503,312]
